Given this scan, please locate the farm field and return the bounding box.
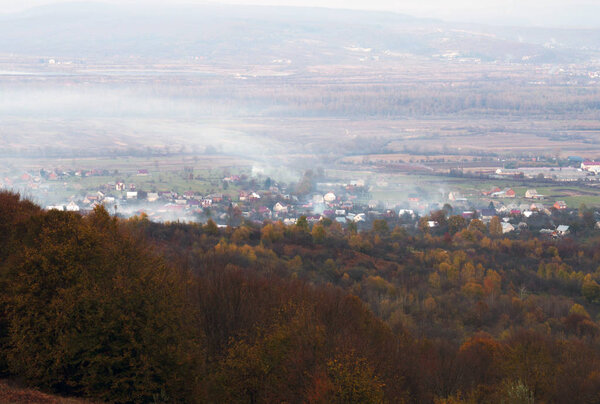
[327,168,600,207]
[1,155,253,174]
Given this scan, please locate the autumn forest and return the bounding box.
[1,191,600,403]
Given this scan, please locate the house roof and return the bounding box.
[480,209,496,217]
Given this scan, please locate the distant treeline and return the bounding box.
[146,80,600,118]
[1,191,600,403]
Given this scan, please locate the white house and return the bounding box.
[66,201,80,212]
[324,192,336,203]
[273,202,288,214]
[398,209,415,217]
[501,222,515,233]
[525,189,544,199]
[581,161,600,174]
[448,191,461,201]
[353,213,366,222]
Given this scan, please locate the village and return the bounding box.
[4,159,600,239]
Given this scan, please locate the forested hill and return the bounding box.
[1,190,600,403]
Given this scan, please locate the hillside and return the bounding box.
[1,190,600,402]
[0,380,93,404]
[0,3,598,64]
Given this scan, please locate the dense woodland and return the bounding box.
[2,190,600,403]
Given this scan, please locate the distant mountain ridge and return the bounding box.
[0,2,598,64]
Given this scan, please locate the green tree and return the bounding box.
[372,219,389,235]
[468,218,487,234]
[296,215,309,232]
[323,352,385,404]
[205,219,219,235]
[312,223,326,243]
[489,216,503,237]
[582,276,600,303]
[447,215,466,235]
[2,206,197,402]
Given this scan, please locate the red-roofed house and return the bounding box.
[483,187,501,196]
[553,201,567,210]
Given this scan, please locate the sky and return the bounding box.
[0,0,598,27]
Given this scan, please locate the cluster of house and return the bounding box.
[482,187,570,210]
[436,187,581,236]
[424,202,573,237]
[1,167,592,239]
[1,168,154,188]
[479,186,544,200]
[494,166,599,182]
[0,168,119,193]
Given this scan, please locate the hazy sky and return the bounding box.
[0,0,598,27]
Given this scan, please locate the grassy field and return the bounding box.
[328,168,600,208]
[45,169,249,202]
[2,155,253,174]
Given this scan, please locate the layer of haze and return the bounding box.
[1,0,599,28]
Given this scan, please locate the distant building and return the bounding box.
[556,225,570,236]
[66,201,80,212]
[581,161,600,174]
[448,192,460,201]
[479,209,496,221]
[273,202,288,214]
[324,192,336,203]
[501,222,515,234]
[398,209,415,217]
[491,188,516,198]
[553,201,568,210]
[525,189,544,199]
[462,211,475,219]
[483,186,501,196]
